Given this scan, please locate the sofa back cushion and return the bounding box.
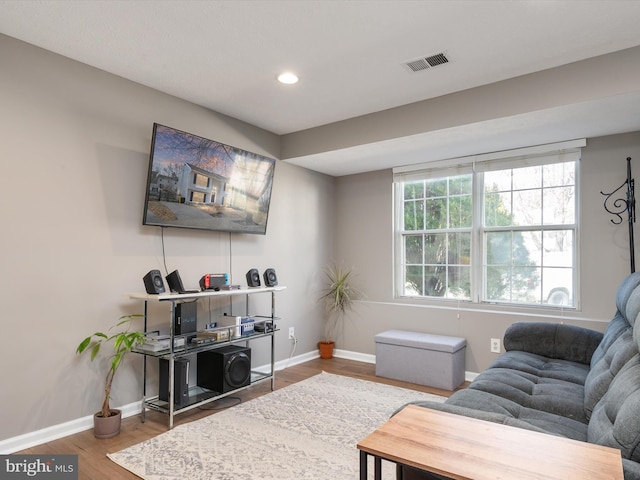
[590,273,640,369]
[590,315,630,368]
[588,354,640,462]
[584,330,637,419]
[615,272,640,321]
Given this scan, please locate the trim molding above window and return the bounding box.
[392,139,586,182]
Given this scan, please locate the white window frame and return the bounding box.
[393,139,584,309]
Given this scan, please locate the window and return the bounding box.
[193,173,209,188]
[394,141,582,308]
[483,162,575,305]
[402,175,473,299]
[190,191,205,203]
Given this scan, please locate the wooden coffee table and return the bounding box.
[357,404,623,480]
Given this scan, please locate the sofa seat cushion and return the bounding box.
[444,388,588,441]
[467,367,587,422]
[488,350,591,385]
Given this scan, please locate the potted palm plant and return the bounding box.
[319,264,362,359]
[76,314,145,438]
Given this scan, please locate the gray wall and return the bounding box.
[332,132,640,372]
[0,34,333,442]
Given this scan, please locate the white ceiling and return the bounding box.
[2,0,640,176]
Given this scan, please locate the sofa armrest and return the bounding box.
[503,322,603,365]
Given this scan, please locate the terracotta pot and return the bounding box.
[93,409,122,439]
[318,341,335,359]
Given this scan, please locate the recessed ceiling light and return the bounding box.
[277,72,299,85]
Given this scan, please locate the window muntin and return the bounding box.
[397,159,577,308]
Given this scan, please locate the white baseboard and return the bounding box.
[275,350,320,370]
[333,348,376,364]
[1,348,480,454]
[0,401,141,454]
[465,371,480,382]
[279,348,480,384]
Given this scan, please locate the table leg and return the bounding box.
[360,450,368,480]
[375,456,382,480]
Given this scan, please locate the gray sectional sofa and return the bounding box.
[399,272,640,480]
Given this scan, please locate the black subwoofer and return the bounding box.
[197,345,251,393]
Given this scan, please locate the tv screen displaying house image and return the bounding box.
[143,123,276,235]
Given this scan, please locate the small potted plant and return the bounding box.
[76,314,145,438]
[319,264,362,359]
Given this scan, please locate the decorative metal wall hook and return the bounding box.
[600,157,635,273]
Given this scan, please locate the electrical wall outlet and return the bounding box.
[490,338,501,353]
[289,327,295,339]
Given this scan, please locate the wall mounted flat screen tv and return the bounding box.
[143,123,276,235]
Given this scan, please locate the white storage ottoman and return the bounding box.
[375,330,466,390]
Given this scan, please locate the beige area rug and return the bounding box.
[108,372,446,479]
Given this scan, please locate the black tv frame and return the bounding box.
[142,123,276,235]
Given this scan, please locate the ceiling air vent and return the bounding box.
[404,52,450,73]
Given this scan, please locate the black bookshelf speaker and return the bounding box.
[165,270,185,293]
[246,268,261,287]
[143,269,165,294]
[263,268,278,287]
[197,345,251,393]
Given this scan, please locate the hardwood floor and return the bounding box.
[16,357,465,480]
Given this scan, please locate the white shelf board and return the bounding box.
[127,285,286,301]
